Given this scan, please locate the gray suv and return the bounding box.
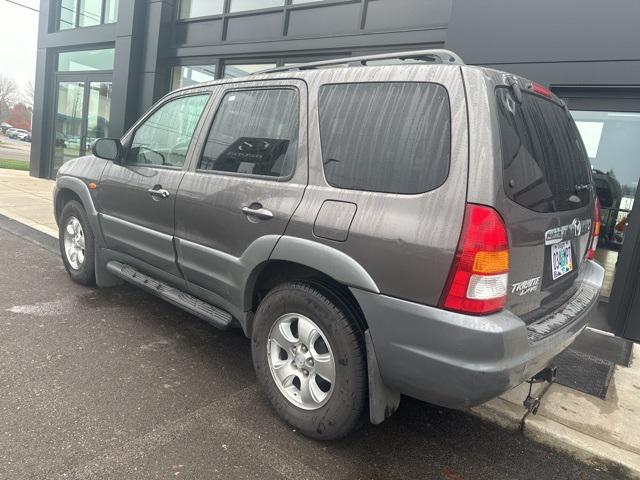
[54,50,604,440]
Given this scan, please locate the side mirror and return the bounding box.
[92,138,123,162]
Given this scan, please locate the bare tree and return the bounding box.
[0,75,19,106]
[0,75,19,122]
[23,81,35,107]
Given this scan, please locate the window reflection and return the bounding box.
[171,65,217,90]
[223,64,277,78]
[179,0,224,19]
[58,0,119,30]
[58,49,115,72]
[229,0,284,13]
[572,110,640,298]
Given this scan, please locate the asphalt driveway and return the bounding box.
[0,221,618,480]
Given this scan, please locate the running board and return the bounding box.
[105,260,233,329]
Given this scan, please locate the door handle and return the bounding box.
[148,187,170,199]
[242,205,274,220]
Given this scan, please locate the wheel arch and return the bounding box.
[243,259,370,339]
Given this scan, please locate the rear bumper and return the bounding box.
[352,260,604,409]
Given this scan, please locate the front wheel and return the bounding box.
[59,200,95,285]
[251,282,367,440]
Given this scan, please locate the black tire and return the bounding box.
[251,281,367,440]
[58,200,96,285]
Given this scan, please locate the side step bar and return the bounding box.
[105,260,233,330]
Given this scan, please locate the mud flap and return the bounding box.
[365,329,400,424]
[95,247,123,287]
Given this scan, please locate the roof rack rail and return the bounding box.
[254,49,465,75]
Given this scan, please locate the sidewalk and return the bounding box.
[0,169,57,237]
[473,346,640,478]
[1,168,639,478]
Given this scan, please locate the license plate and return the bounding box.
[551,240,573,280]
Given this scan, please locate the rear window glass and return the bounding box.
[496,88,592,212]
[318,82,450,194]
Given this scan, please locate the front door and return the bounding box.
[52,74,112,177]
[174,81,308,315]
[96,92,212,280]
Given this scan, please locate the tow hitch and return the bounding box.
[523,366,557,415]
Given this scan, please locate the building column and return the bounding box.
[108,0,149,137]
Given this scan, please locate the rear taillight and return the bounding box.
[439,204,510,315]
[587,196,601,260]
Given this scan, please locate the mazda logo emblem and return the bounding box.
[573,218,581,236]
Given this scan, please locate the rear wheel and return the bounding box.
[251,282,367,440]
[59,200,95,285]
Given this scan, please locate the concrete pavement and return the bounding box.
[0,224,618,479]
[0,169,638,478]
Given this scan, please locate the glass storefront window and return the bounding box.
[78,0,102,27]
[171,65,217,89]
[86,82,112,150]
[223,64,277,78]
[229,0,284,13]
[104,0,119,23]
[572,110,640,298]
[58,49,115,72]
[59,0,77,30]
[57,0,119,30]
[179,0,224,19]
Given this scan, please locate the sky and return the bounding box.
[0,0,39,89]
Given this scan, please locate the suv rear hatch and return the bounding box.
[493,79,595,323]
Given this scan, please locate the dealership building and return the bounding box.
[30,0,640,340]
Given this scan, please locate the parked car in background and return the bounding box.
[17,131,31,142]
[53,50,604,440]
[55,132,67,148]
[8,128,29,140]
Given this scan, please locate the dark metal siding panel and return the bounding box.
[174,20,223,46]
[287,3,361,36]
[474,61,640,88]
[365,0,451,30]
[447,0,640,65]
[225,13,283,42]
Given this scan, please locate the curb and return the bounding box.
[471,392,640,479]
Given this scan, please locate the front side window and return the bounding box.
[127,95,210,168]
[199,89,299,178]
[58,0,119,30]
[318,82,451,194]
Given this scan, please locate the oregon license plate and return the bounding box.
[551,240,573,280]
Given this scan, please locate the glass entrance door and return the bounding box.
[51,75,112,176]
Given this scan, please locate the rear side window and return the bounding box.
[318,82,451,194]
[199,88,298,178]
[496,88,592,212]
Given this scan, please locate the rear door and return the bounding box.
[493,83,595,321]
[174,80,308,313]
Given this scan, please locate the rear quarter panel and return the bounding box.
[284,65,469,305]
